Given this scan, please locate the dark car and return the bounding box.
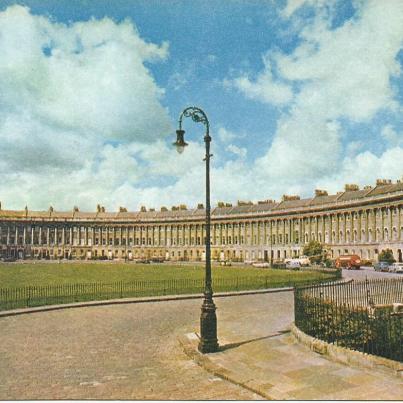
[1,257,16,262]
[374,261,390,272]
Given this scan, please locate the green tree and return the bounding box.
[303,240,324,264]
[378,249,395,264]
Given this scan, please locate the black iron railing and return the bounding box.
[294,278,403,362]
[0,272,339,312]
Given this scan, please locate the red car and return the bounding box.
[335,255,361,270]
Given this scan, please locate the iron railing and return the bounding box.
[0,271,339,312]
[295,278,403,362]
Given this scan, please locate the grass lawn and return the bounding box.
[0,261,336,288]
[0,261,339,311]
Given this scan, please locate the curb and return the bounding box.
[0,287,293,318]
[178,332,275,400]
[291,323,403,378]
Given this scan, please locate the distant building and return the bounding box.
[0,178,402,263]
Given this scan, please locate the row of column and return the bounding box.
[0,205,401,248]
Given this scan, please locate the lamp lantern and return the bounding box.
[173,129,188,154]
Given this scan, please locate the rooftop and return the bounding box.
[0,178,402,221]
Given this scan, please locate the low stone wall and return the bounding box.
[291,323,403,378]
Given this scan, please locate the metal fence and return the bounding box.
[294,278,403,362]
[0,272,339,312]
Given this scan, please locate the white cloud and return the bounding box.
[227,0,403,199]
[229,58,294,105]
[217,127,238,142]
[0,5,173,211]
[381,125,403,147]
[226,144,247,159]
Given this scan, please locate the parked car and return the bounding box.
[135,259,150,264]
[1,257,16,262]
[335,255,361,270]
[272,260,286,269]
[252,262,270,268]
[389,262,403,273]
[298,255,311,266]
[286,260,301,270]
[374,261,390,272]
[149,257,164,263]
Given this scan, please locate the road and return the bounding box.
[0,292,293,400]
[342,265,403,280]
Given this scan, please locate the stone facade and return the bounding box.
[1,180,403,263]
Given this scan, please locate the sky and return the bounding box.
[0,0,402,212]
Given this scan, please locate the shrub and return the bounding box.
[303,241,324,264]
[378,249,395,264]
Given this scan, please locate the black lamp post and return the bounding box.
[173,106,219,354]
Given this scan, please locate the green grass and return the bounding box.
[0,261,335,288]
[0,262,339,311]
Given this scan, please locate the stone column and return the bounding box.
[38,227,42,245]
[276,219,279,245]
[350,212,354,243]
[365,210,369,242]
[335,214,339,243]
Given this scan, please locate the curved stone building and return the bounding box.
[1,179,402,263]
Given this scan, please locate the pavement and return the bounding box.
[0,292,281,400]
[178,268,403,400]
[180,328,403,400]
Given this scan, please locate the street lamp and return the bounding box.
[173,106,219,354]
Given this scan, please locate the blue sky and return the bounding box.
[0,0,402,211]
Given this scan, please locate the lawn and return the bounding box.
[0,261,336,288]
[0,261,339,311]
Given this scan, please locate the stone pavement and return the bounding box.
[0,293,274,400]
[181,316,403,400]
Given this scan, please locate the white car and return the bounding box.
[389,262,403,273]
[252,262,270,268]
[286,260,301,270]
[298,255,311,266]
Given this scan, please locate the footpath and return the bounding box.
[180,313,403,400]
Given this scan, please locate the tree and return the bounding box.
[378,249,395,264]
[303,240,324,264]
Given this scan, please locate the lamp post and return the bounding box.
[173,106,219,354]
